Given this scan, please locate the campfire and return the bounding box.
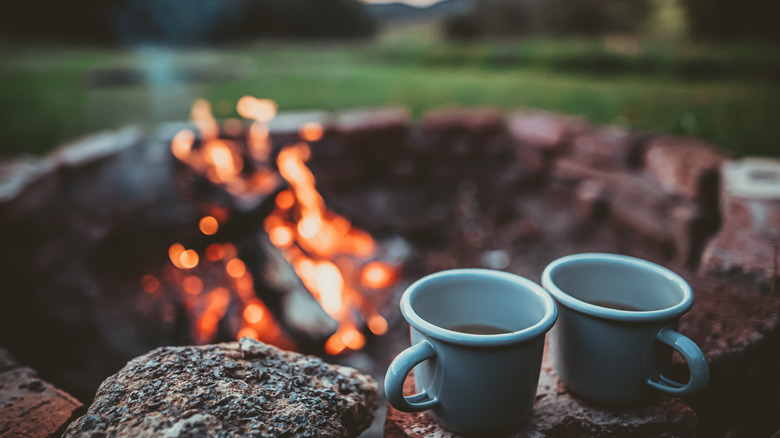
[2,101,779,438]
[144,96,397,355]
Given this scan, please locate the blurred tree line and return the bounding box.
[1,0,778,45]
[0,0,375,45]
[445,0,780,43]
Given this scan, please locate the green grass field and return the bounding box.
[1,30,779,157]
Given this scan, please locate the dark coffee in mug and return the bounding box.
[445,323,509,335]
[586,300,646,311]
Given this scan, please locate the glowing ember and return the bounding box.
[324,332,347,355]
[299,122,324,142]
[199,216,219,235]
[275,190,295,210]
[237,96,278,123]
[226,258,247,278]
[312,261,344,318]
[205,243,225,261]
[171,129,194,161]
[222,243,237,259]
[237,327,259,340]
[269,226,293,248]
[243,303,265,324]
[248,123,271,161]
[169,243,185,264]
[183,275,203,295]
[179,249,200,269]
[344,327,366,350]
[141,274,160,293]
[191,99,219,141]
[362,261,396,289]
[367,314,388,335]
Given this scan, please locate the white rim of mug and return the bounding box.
[400,268,558,347]
[541,253,692,322]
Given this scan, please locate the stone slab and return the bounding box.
[0,348,83,438]
[385,350,697,438]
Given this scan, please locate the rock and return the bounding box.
[332,107,410,135]
[673,273,780,437]
[385,351,697,438]
[310,107,411,190]
[52,126,144,168]
[642,136,727,203]
[422,107,505,134]
[573,179,609,221]
[0,348,84,438]
[508,110,590,152]
[699,158,780,287]
[553,159,709,267]
[63,339,378,438]
[0,156,55,204]
[566,126,647,171]
[269,110,334,136]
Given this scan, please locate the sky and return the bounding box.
[361,0,444,7]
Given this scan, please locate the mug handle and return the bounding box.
[646,327,709,396]
[385,340,440,412]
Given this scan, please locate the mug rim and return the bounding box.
[400,268,557,347]
[541,253,692,322]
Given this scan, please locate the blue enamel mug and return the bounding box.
[542,253,709,404]
[385,269,557,435]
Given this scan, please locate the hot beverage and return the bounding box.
[587,300,645,312]
[444,323,509,335]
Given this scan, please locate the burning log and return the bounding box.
[239,231,338,351]
[63,338,378,438]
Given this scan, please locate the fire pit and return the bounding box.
[0,101,778,437]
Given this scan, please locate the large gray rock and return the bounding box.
[64,338,378,438]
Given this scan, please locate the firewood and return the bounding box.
[239,231,338,350]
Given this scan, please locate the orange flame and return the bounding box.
[171,129,194,161]
[226,258,247,278]
[275,190,295,210]
[191,99,219,141]
[166,96,399,353]
[362,261,397,289]
[199,216,219,235]
[367,314,388,335]
[237,96,278,123]
[269,139,397,354]
[299,122,324,142]
[243,303,265,324]
[179,249,199,269]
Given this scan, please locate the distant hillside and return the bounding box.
[365,0,474,23]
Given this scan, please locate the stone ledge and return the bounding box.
[0,348,84,438]
[699,157,780,287]
[385,352,697,438]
